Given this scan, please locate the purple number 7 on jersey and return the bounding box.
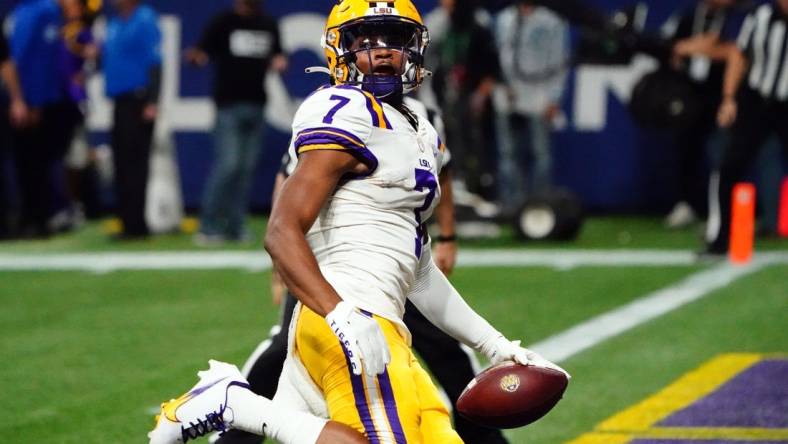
[323,95,351,124]
[414,169,438,258]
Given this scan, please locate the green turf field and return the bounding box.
[0,216,785,443]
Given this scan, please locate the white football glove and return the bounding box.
[482,336,571,379]
[325,301,391,376]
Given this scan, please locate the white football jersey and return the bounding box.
[287,85,448,334]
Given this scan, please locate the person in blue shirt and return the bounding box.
[102,0,161,239]
[8,0,78,238]
[1,17,30,130]
[10,0,63,108]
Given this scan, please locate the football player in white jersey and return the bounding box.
[149,1,567,443]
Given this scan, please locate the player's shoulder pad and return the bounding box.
[294,85,393,136]
[291,86,382,170]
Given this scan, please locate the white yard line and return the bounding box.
[529,258,776,363]
[0,251,273,273]
[458,249,700,269]
[1,249,786,272]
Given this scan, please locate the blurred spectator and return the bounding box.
[661,0,743,229]
[102,0,161,239]
[494,0,569,213]
[429,0,501,199]
[1,24,30,239]
[423,0,492,50]
[50,0,98,232]
[186,0,286,245]
[8,0,76,239]
[706,0,788,255]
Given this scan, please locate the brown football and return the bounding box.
[456,362,569,429]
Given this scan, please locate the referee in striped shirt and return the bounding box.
[706,0,788,255]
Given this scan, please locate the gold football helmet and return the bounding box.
[322,0,430,98]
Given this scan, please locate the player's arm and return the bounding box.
[264,149,390,376]
[672,34,736,61]
[0,59,29,127]
[2,16,30,128]
[269,170,288,305]
[408,255,569,377]
[718,45,749,128]
[184,13,223,66]
[265,150,361,315]
[718,12,757,128]
[432,168,457,275]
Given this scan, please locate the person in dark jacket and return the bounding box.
[186,0,287,245]
[430,0,502,199]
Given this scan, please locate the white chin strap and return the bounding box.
[304,66,331,75]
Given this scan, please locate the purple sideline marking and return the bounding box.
[659,359,788,428]
[630,440,788,444]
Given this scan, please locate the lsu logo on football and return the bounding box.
[500,374,521,393]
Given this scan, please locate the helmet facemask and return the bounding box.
[332,18,429,99]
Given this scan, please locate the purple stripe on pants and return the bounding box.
[378,368,408,444]
[341,342,380,444]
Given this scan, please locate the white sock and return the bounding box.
[226,385,327,444]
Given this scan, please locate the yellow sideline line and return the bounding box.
[638,427,788,441]
[569,427,788,443]
[598,353,762,431]
[567,353,764,444]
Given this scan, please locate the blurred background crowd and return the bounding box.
[0,0,786,254]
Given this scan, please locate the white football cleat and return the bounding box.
[148,360,251,444]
